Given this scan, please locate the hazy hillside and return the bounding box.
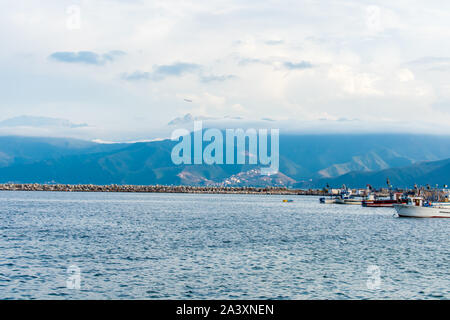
[0,136,126,167]
[303,158,450,189]
[0,134,449,186]
[279,134,450,180]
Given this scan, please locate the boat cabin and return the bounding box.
[407,197,424,207]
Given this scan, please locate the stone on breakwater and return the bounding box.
[0,183,327,195]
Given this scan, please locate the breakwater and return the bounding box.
[0,183,326,195]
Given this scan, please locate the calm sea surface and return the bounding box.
[0,191,448,299]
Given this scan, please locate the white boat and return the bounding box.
[319,194,340,204]
[320,197,337,204]
[335,197,363,205]
[334,190,365,205]
[394,197,450,218]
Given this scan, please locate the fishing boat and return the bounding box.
[319,193,340,204]
[319,197,338,204]
[335,190,364,205]
[363,192,408,207]
[363,199,407,207]
[335,197,364,205]
[394,197,450,218]
[319,184,341,204]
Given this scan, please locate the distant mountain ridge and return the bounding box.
[0,134,449,187]
[302,158,450,189]
[0,116,88,128]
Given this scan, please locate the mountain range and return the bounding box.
[0,134,449,188]
[0,116,88,128]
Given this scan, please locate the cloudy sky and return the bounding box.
[1,0,450,141]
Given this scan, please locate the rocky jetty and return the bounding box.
[0,183,327,195]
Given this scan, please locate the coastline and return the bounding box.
[0,183,325,195]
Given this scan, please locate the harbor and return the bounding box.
[0,183,424,196]
[1,182,449,218]
[319,185,450,218]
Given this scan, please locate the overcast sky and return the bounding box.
[1,0,450,140]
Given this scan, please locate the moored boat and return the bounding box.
[335,197,363,205]
[334,190,364,205]
[394,197,450,218]
[363,199,407,207]
[363,192,407,207]
[320,197,338,204]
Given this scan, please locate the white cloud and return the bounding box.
[396,68,415,82]
[327,65,382,96]
[1,0,450,139]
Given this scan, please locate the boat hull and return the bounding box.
[363,199,408,208]
[394,204,450,218]
[335,199,363,205]
[320,198,337,204]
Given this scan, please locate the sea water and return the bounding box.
[0,191,448,299]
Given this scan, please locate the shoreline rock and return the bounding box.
[0,183,328,195]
